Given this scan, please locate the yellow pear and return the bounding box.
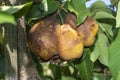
[55,24,84,60]
[64,13,98,46]
[77,17,99,46]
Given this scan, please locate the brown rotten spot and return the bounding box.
[55,24,84,60]
[77,17,99,46]
[64,13,98,46]
[64,13,77,28]
[28,16,58,61]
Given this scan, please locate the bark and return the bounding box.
[2,0,41,80]
[2,25,18,80]
[17,17,41,80]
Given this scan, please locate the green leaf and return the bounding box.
[90,1,112,13]
[90,42,100,62]
[68,0,88,26]
[0,12,16,24]
[110,0,119,6]
[49,64,61,80]
[61,75,75,80]
[75,48,93,80]
[61,66,71,76]
[26,4,42,22]
[91,33,109,66]
[0,5,23,14]
[98,23,113,37]
[27,0,58,22]
[98,33,109,66]
[90,1,106,11]
[0,73,4,80]
[93,73,111,80]
[44,75,53,80]
[0,2,33,19]
[94,11,115,20]
[116,1,120,28]
[36,63,44,79]
[108,29,120,80]
[13,2,33,18]
[61,65,75,80]
[40,0,58,14]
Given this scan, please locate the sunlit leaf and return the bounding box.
[0,5,23,14]
[91,32,109,66]
[13,2,33,18]
[68,0,88,26]
[90,1,112,13]
[98,23,113,37]
[90,42,100,62]
[0,2,33,19]
[94,11,115,20]
[90,1,106,11]
[108,29,120,80]
[116,1,120,28]
[97,33,109,66]
[0,12,15,24]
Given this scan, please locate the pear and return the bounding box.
[64,13,98,46]
[28,16,58,61]
[55,24,84,60]
[77,17,99,46]
[64,13,77,29]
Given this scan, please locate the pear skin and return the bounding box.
[77,17,99,46]
[55,24,84,60]
[64,13,77,29]
[64,13,98,46]
[28,16,58,61]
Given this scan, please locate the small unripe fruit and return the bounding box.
[55,24,84,60]
[77,17,99,46]
[28,16,58,61]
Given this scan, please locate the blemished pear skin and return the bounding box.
[77,17,99,46]
[55,24,84,60]
[28,16,58,61]
[64,13,98,46]
[28,12,98,62]
[64,13,77,29]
